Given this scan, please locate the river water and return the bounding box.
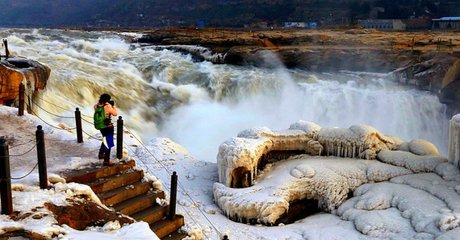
[0,29,449,161]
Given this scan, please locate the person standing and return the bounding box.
[94,93,118,166]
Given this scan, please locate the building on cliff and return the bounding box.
[432,17,460,30]
[359,19,406,31]
[283,21,318,29]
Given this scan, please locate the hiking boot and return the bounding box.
[103,160,115,166]
[98,152,105,160]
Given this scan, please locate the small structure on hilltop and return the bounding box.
[359,19,406,31]
[432,17,460,30]
[283,21,318,29]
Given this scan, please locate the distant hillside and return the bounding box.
[0,0,459,28]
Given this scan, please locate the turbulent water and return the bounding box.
[0,28,449,161]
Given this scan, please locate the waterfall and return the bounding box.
[1,29,449,162]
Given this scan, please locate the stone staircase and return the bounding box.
[63,160,187,240]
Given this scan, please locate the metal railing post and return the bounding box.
[36,126,48,189]
[3,39,9,59]
[116,116,123,159]
[75,108,83,143]
[18,83,25,116]
[168,171,178,220]
[0,137,13,215]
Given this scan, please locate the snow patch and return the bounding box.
[409,138,441,156]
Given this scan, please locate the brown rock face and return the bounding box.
[0,57,50,105]
[45,199,134,230]
[439,59,460,105]
[393,54,458,91]
[0,229,49,240]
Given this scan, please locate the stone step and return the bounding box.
[150,215,185,239]
[113,190,165,216]
[132,205,169,224]
[64,160,136,184]
[89,169,144,194]
[99,181,153,207]
[163,231,188,240]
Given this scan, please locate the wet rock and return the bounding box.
[0,57,50,105]
[439,59,460,104]
[45,199,133,230]
[393,54,457,92]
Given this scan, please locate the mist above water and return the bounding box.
[1,29,449,162]
[160,68,448,161]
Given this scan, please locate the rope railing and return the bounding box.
[11,163,38,180]
[33,94,93,117]
[27,106,75,131]
[121,132,213,240]
[31,100,75,119]
[4,87,224,238]
[8,143,37,157]
[123,127,223,238]
[9,139,35,149]
[33,95,75,112]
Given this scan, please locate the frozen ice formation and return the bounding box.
[214,121,455,231]
[214,157,414,224]
[449,114,460,168]
[218,121,405,188]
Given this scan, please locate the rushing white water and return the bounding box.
[0,29,449,161]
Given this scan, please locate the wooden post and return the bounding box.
[18,83,25,116]
[36,126,48,189]
[75,108,83,143]
[168,171,178,220]
[116,116,123,159]
[0,137,13,215]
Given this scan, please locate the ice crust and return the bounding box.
[217,122,409,188]
[214,157,412,225]
[213,121,460,238]
[449,114,460,168]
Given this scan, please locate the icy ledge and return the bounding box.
[217,121,438,188]
[214,121,454,232]
[449,114,460,168]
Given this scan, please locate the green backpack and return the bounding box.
[94,106,107,130]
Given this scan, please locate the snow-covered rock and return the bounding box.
[214,157,413,225]
[214,121,450,228]
[217,122,404,188]
[448,114,460,168]
[409,138,441,156]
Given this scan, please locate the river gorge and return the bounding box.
[0,28,453,161]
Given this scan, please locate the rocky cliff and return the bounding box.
[136,28,460,111]
[0,57,51,105]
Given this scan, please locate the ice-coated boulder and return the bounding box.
[217,122,404,188]
[449,114,460,168]
[214,121,448,226]
[409,139,440,156]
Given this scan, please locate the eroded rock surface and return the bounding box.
[217,121,403,188]
[0,57,50,105]
[214,120,454,234]
[45,200,133,230]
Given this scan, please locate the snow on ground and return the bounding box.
[214,157,413,224]
[3,104,460,240]
[134,138,365,240]
[0,106,158,239]
[134,127,460,240]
